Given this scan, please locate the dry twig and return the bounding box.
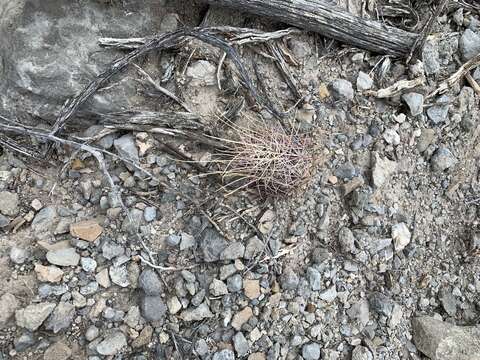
[428,53,480,98]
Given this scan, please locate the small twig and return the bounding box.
[428,53,480,98]
[465,72,480,96]
[133,63,192,112]
[138,255,196,271]
[216,52,227,91]
[266,42,302,101]
[364,77,425,98]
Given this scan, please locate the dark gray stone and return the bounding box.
[102,241,124,260]
[335,162,356,180]
[31,206,57,234]
[431,147,457,172]
[440,288,457,317]
[138,269,162,295]
[369,292,394,317]
[166,234,181,247]
[227,274,243,293]
[244,236,264,259]
[280,268,299,291]
[38,284,68,298]
[0,214,9,228]
[14,332,36,352]
[140,295,167,322]
[220,242,245,260]
[200,228,228,262]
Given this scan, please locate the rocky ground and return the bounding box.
[0,0,480,359]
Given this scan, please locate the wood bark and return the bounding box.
[203,0,418,56]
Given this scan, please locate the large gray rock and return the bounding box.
[46,248,80,267]
[31,206,58,236]
[15,302,56,331]
[0,0,162,119]
[459,29,480,61]
[45,302,75,333]
[96,331,127,356]
[140,295,167,322]
[138,269,162,295]
[412,316,480,360]
[179,303,214,322]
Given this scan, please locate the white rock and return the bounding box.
[392,223,411,252]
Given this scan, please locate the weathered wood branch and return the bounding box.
[203,0,419,56]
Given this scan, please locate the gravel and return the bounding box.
[1,5,479,359]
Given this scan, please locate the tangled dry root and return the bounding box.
[211,117,315,196]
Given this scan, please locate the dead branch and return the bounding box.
[51,27,299,138]
[98,110,204,131]
[203,0,418,56]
